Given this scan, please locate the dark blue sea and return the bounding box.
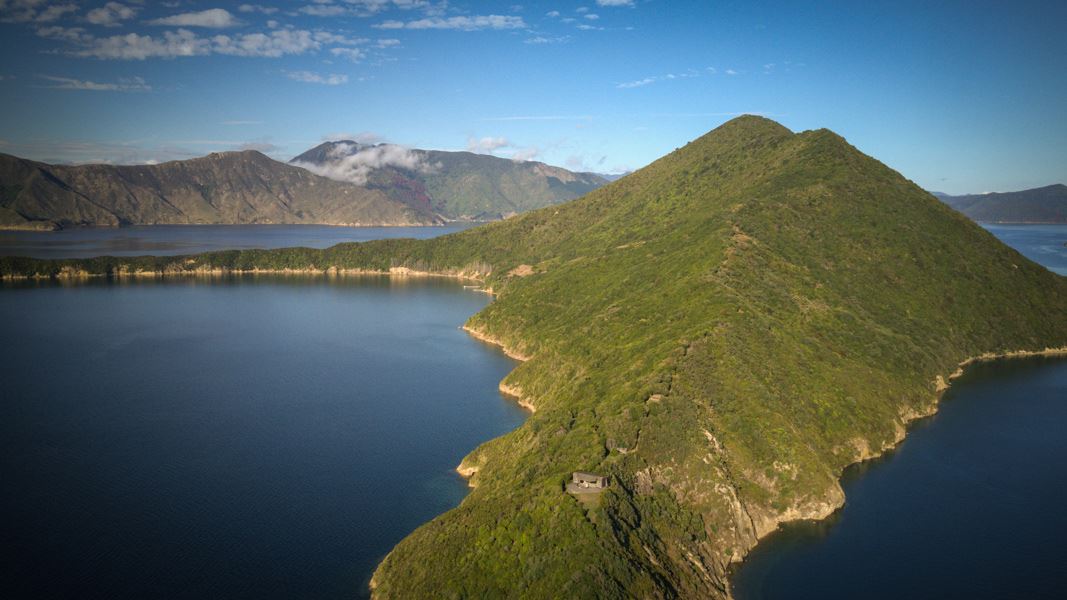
[732,223,1067,599]
[0,276,524,599]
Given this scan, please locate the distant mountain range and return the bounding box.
[0,144,609,230]
[0,150,439,230]
[290,141,607,221]
[934,184,1067,224]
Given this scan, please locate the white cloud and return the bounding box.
[616,77,654,89]
[480,114,594,122]
[584,13,599,20]
[510,146,540,162]
[284,70,348,85]
[1,0,77,23]
[38,26,334,60]
[524,35,569,44]
[37,74,151,92]
[148,8,238,29]
[725,68,738,75]
[298,0,433,18]
[616,69,702,89]
[238,4,277,14]
[330,47,366,62]
[375,15,526,30]
[466,136,510,154]
[596,0,633,5]
[86,2,135,27]
[546,10,559,17]
[293,143,438,185]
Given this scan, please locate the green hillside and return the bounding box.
[4,116,1066,598]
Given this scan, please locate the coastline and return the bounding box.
[0,265,488,282]
[454,323,535,488]
[724,345,1067,598]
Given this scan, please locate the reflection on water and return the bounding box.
[0,223,479,259]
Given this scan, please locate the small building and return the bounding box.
[566,471,610,495]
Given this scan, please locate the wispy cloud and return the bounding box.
[237,4,278,15]
[86,2,136,27]
[466,136,510,153]
[292,143,439,185]
[375,15,526,30]
[298,0,435,18]
[148,8,239,29]
[0,0,77,24]
[284,70,348,85]
[37,74,151,92]
[596,0,634,6]
[616,68,732,89]
[330,47,366,62]
[617,77,655,89]
[480,115,594,121]
[36,26,361,60]
[524,35,569,44]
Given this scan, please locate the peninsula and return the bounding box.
[4,116,1066,599]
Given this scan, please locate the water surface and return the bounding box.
[731,359,1067,599]
[0,277,525,599]
[983,223,1067,275]
[0,224,477,259]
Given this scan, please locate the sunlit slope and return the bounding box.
[370,116,1067,598]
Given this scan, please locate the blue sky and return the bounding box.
[0,0,1064,193]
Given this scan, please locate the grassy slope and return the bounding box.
[4,117,1066,598]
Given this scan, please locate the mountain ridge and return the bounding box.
[0,150,440,229]
[290,140,608,221]
[935,184,1067,223]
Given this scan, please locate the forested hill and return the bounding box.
[5,116,1067,599]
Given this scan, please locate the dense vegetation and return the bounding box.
[936,184,1067,223]
[5,116,1067,599]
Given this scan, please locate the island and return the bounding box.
[4,116,1066,599]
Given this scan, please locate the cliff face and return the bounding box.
[5,116,1067,599]
[291,142,608,221]
[0,150,441,228]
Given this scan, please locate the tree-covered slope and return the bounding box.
[4,116,1066,598]
[0,150,440,229]
[935,184,1067,223]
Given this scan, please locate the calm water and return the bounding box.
[984,224,1067,276]
[731,359,1067,599]
[0,277,525,599]
[0,224,477,259]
